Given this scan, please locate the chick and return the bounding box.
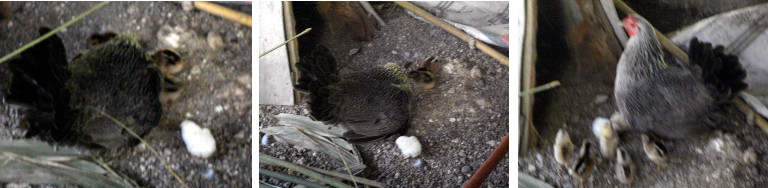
[161,76,185,106]
[407,56,440,92]
[553,128,574,170]
[294,45,411,143]
[152,49,185,78]
[615,147,635,185]
[152,49,186,106]
[610,112,629,133]
[88,32,117,46]
[593,117,619,159]
[6,28,170,148]
[569,141,596,188]
[641,134,667,173]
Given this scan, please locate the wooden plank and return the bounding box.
[259,1,294,105]
[520,0,538,155]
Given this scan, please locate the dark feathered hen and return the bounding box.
[615,14,747,139]
[4,29,167,148]
[295,45,411,143]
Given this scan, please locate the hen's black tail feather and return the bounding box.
[6,28,73,139]
[689,37,748,103]
[294,45,340,122]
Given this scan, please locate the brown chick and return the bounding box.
[569,141,596,188]
[317,2,377,41]
[407,56,440,92]
[553,128,574,170]
[641,134,667,173]
[152,49,185,78]
[152,49,185,106]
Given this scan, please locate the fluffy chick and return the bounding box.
[152,49,185,78]
[407,56,440,92]
[615,147,635,185]
[553,128,574,170]
[610,111,629,133]
[152,49,185,106]
[569,141,596,188]
[641,134,667,173]
[593,117,619,159]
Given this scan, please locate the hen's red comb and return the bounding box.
[623,15,639,37]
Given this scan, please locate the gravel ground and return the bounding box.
[258,2,509,187]
[520,0,768,187]
[0,2,252,187]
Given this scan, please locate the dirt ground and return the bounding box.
[258,2,509,187]
[0,2,252,187]
[519,0,768,187]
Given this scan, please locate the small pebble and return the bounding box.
[207,32,224,50]
[349,48,359,56]
[190,65,202,75]
[594,94,609,104]
[412,158,423,167]
[214,105,224,113]
[449,118,456,122]
[134,143,147,152]
[181,1,194,11]
[391,50,397,54]
[461,166,471,173]
[475,99,488,108]
[470,66,482,79]
[235,130,246,139]
[203,169,214,179]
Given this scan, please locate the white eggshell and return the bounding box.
[395,136,422,158]
[181,120,216,158]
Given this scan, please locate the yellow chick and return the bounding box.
[610,111,629,132]
[593,117,618,159]
[553,129,574,170]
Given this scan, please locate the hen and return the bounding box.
[294,45,411,143]
[3,28,181,148]
[614,14,747,139]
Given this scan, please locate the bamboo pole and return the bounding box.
[193,1,252,27]
[394,1,509,66]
